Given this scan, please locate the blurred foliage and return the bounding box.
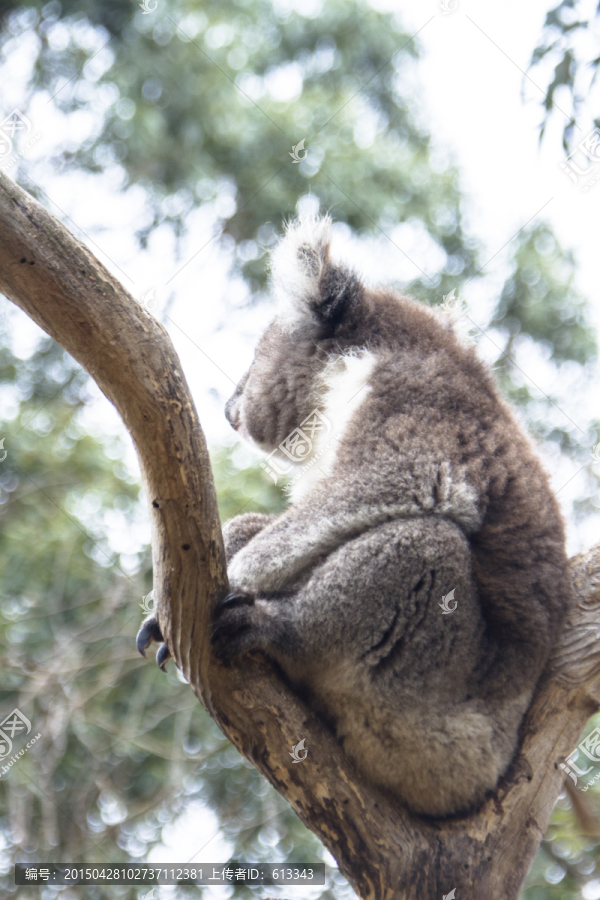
[530,0,600,146]
[488,223,600,502]
[492,224,595,367]
[210,446,286,523]
[1,0,478,299]
[0,1,598,899]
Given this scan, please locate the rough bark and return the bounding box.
[0,169,598,899]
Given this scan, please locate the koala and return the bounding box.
[138,215,569,818]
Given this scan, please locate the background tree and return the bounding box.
[529,0,600,146]
[0,1,599,898]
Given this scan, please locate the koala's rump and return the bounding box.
[280,516,527,816]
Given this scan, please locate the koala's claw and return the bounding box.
[136,615,164,657]
[156,643,172,671]
[215,590,255,613]
[136,615,171,672]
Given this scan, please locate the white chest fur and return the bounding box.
[288,351,377,502]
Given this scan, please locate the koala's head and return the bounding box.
[225,215,369,451]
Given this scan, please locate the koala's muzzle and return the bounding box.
[225,370,251,431]
[225,392,241,430]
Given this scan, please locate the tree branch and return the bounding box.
[1,170,598,899]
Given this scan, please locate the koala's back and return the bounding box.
[327,293,568,674]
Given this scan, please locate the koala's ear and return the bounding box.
[270,215,364,329]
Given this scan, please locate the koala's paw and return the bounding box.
[227,546,284,593]
[222,513,274,562]
[211,591,264,661]
[136,615,172,672]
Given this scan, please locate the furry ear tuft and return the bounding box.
[270,215,363,329]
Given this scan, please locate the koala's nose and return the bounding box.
[225,394,240,430]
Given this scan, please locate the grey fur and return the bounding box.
[215,215,569,817]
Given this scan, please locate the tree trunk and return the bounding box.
[0,170,598,899]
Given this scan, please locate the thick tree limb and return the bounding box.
[0,170,598,899]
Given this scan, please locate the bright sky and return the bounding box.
[399,0,600,315]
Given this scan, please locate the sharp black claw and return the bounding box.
[215,591,254,614]
[156,643,171,671]
[136,617,164,657]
